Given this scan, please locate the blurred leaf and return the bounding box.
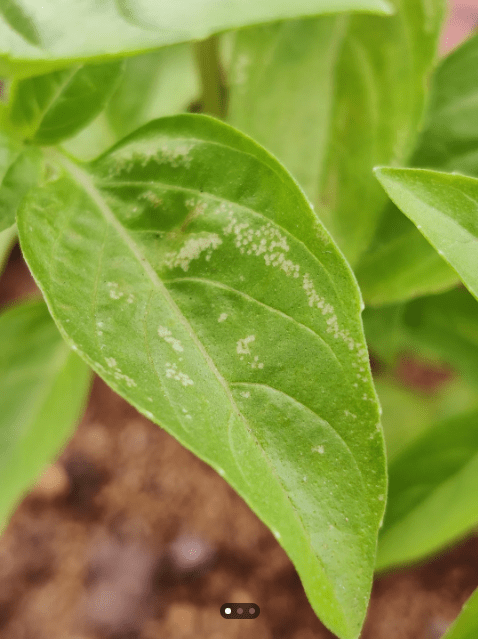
[0,223,16,276]
[60,112,118,163]
[362,302,406,365]
[1,61,125,144]
[0,0,393,78]
[17,114,385,639]
[377,407,478,571]
[374,168,478,301]
[441,588,478,639]
[225,0,445,265]
[356,33,478,305]
[0,145,42,231]
[106,44,199,140]
[0,299,92,533]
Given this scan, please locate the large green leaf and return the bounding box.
[0,0,393,79]
[356,33,478,306]
[376,407,478,571]
[1,61,125,144]
[0,299,92,533]
[16,114,386,639]
[106,44,199,140]
[374,168,478,302]
[441,588,478,639]
[0,223,16,276]
[0,144,42,231]
[224,0,445,265]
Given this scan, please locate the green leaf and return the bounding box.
[1,61,125,145]
[224,0,445,265]
[60,112,119,163]
[0,145,42,231]
[401,287,478,389]
[0,0,393,79]
[374,168,478,302]
[0,299,92,533]
[0,223,16,276]
[377,407,478,571]
[441,588,478,639]
[106,44,199,140]
[356,33,478,306]
[17,114,386,639]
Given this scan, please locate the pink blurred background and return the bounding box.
[440,0,478,53]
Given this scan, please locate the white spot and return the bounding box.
[114,371,137,387]
[127,294,134,304]
[107,281,124,300]
[345,517,349,522]
[303,476,307,482]
[144,411,154,420]
[165,362,194,386]
[97,321,104,328]
[71,344,78,352]
[218,468,225,477]
[312,445,325,454]
[225,607,232,615]
[158,325,184,352]
[234,53,251,86]
[147,397,153,402]
[164,233,222,271]
[344,410,357,419]
[139,190,162,207]
[240,391,251,398]
[273,530,281,540]
[378,494,384,501]
[218,313,228,323]
[237,335,255,356]
[106,357,117,368]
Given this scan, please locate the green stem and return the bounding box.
[194,36,226,119]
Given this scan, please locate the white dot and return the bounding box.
[225,607,232,615]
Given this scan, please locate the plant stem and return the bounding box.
[194,36,226,119]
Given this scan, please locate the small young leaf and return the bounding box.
[440,588,478,639]
[17,114,386,639]
[0,299,92,533]
[1,61,125,145]
[225,0,445,265]
[377,407,478,571]
[0,223,16,276]
[356,32,478,306]
[374,168,478,302]
[0,145,42,231]
[0,0,393,78]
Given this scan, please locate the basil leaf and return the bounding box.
[2,61,124,145]
[0,299,92,533]
[0,0,393,78]
[441,588,478,639]
[374,168,478,302]
[224,0,445,265]
[17,114,385,639]
[0,223,16,276]
[0,145,42,231]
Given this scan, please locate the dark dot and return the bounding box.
[249,607,255,614]
[237,607,243,615]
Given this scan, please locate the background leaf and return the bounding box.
[1,61,125,144]
[376,407,478,571]
[0,223,16,276]
[0,0,393,79]
[224,0,445,265]
[374,168,478,302]
[0,145,42,231]
[0,299,92,534]
[356,32,478,306]
[17,114,386,639]
[441,588,478,639]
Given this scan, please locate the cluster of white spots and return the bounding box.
[181,407,192,420]
[157,325,184,352]
[127,294,134,304]
[223,215,300,278]
[344,410,357,419]
[240,391,251,399]
[114,371,137,388]
[105,357,117,368]
[251,355,264,370]
[165,362,194,387]
[218,313,228,323]
[163,233,222,272]
[106,281,124,300]
[139,190,162,208]
[96,320,104,337]
[312,445,325,454]
[237,335,255,355]
[105,139,194,177]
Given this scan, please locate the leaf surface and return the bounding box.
[0,145,42,231]
[0,223,16,276]
[0,0,392,78]
[1,61,124,144]
[17,114,386,639]
[0,299,92,533]
[224,0,445,265]
[356,33,478,305]
[377,407,478,570]
[374,168,478,302]
[441,588,478,639]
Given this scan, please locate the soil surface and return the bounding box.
[2,7,478,637]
